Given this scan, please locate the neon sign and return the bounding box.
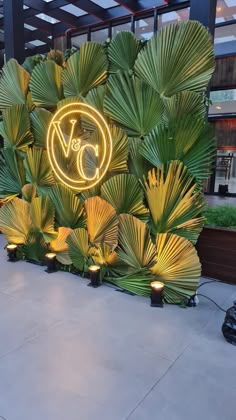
[47,102,112,191]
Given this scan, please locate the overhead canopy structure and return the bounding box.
[0,0,169,59]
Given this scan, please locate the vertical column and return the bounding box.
[190,0,217,37]
[3,0,25,63]
[190,0,217,193]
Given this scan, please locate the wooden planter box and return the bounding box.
[196,226,236,285]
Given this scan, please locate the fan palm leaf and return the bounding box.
[0,59,30,111]
[0,105,34,151]
[117,214,156,273]
[101,174,149,221]
[83,85,106,114]
[108,126,129,173]
[108,272,153,297]
[0,198,31,244]
[50,227,72,265]
[22,183,37,202]
[151,233,201,303]
[128,138,152,183]
[24,148,55,193]
[24,230,48,262]
[104,72,163,137]
[62,43,108,97]
[84,196,118,246]
[0,149,26,200]
[30,196,56,242]
[48,184,84,229]
[163,91,206,122]
[66,228,90,271]
[108,31,141,73]
[135,21,215,98]
[144,161,205,242]
[30,61,63,108]
[140,117,216,184]
[30,108,52,148]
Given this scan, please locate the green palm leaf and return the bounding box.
[0,59,30,111]
[108,31,141,73]
[24,230,48,262]
[117,214,156,273]
[101,174,149,221]
[84,196,118,246]
[0,105,34,151]
[83,85,106,114]
[128,138,152,183]
[107,273,153,297]
[108,126,129,173]
[104,72,163,137]
[50,227,72,265]
[135,21,215,97]
[30,108,52,147]
[24,147,55,193]
[163,91,206,122]
[62,43,108,97]
[144,161,205,242]
[30,196,57,242]
[140,117,216,184]
[0,149,26,200]
[66,228,90,271]
[48,184,84,229]
[0,198,31,244]
[30,61,63,108]
[151,233,201,303]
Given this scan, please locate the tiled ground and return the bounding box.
[0,235,235,420]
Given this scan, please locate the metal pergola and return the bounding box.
[0,0,217,64]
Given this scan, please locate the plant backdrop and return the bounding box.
[0,21,216,304]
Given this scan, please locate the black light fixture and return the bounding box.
[88,265,101,288]
[6,244,17,262]
[222,300,236,346]
[45,252,57,273]
[150,281,164,307]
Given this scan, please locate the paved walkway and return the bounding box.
[0,235,235,420]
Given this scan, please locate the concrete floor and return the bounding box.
[0,235,235,420]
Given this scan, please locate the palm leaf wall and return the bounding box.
[0,21,216,304]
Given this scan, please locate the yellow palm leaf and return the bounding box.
[117,214,156,272]
[66,228,89,271]
[0,198,31,244]
[50,227,72,265]
[85,196,118,247]
[144,161,204,242]
[151,233,201,303]
[30,196,57,242]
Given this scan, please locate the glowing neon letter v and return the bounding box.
[53,119,77,158]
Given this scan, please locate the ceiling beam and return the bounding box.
[115,0,164,13]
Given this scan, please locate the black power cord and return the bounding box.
[196,293,226,313]
[187,279,228,312]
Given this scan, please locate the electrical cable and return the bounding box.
[196,293,227,313]
[188,279,232,312]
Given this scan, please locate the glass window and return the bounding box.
[209,89,236,114]
[72,33,88,48]
[216,0,236,23]
[112,21,131,37]
[214,23,236,45]
[211,118,236,194]
[158,8,190,28]
[91,28,109,43]
[135,17,154,40]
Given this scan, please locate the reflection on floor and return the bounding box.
[0,235,235,420]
